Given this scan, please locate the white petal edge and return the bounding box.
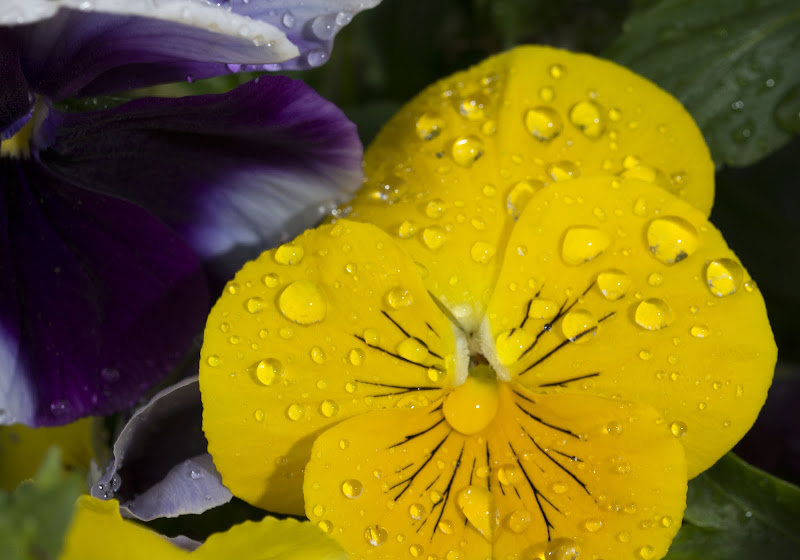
[0,321,36,425]
[1,0,300,64]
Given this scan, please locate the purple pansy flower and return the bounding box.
[1,0,377,427]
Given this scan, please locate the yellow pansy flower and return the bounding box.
[59,495,347,560]
[199,46,775,560]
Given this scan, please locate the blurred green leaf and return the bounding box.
[664,454,800,559]
[607,0,800,167]
[0,449,82,560]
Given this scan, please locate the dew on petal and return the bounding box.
[670,421,687,437]
[320,399,340,418]
[398,220,418,239]
[569,100,605,138]
[582,518,603,532]
[255,358,283,386]
[310,347,326,364]
[647,217,698,264]
[386,286,414,309]
[528,298,559,320]
[274,243,304,265]
[524,107,563,142]
[278,279,326,325]
[548,160,580,181]
[409,544,424,557]
[471,241,496,264]
[597,269,630,300]
[451,136,484,167]
[245,297,264,313]
[458,94,487,120]
[497,464,519,486]
[286,403,304,421]
[495,328,535,365]
[507,509,532,534]
[562,309,598,343]
[206,355,221,367]
[635,299,673,330]
[506,180,541,218]
[409,503,426,520]
[342,479,363,499]
[562,226,611,265]
[364,525,387,546]
[349,348,365,366]
[456,485,499,540]
[416,113,444,140]
[397,338,429,363]
[690,325,710,338]
[263,273,279,288]
[422,226,447,250]
[706,258,743,297]
[425,198,449,219]
[545,537,580,560]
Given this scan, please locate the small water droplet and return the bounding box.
[605,421,622,436]
[562,309,598,343]
[254,409,265,421]
[670,421,687,437]
[451,136,484,167]
[551,481,568,494]
[274,243,304,265]
[458,94,487,120]
[647,217,698,264]
[470,241,496,264]
[409,544,424,557]
[349,348,364,366]
[638,545,656,559]
[524,107,563,142]
[548,160,580,181]
[562,226,611,265]
[422,226,447,250]
[582,518,603,532]
[320,399,340,418]
[310,13,338,40]
[539,86,555,102]
[425,198,448,219]
[409,503,426,520]
[507,509,532,533]
[286,403,304,421]
[310,347,326,364]
[545,537,581,560]
[364,524,387,546]
[397,338,429,363]
[207,355,221,367]
[497,464,519,486]
[245,297,264,313]
[597,269,630,300]
[529,298,559,320]
[690,325,710,338]
[706,258,743,297]
[281,11,295,27]
[437,519,455,534]
[549,64,565,79]
[648,272,664,286]
[635,299,673,330]
[387,286,414,309]
[495,328,535,365]
[416,113,444,140]
[342,478,364,499]
[569,100,605,138]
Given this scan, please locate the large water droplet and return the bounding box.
[422,226,446,250]
[286,403,304,421]
[279,279,326,325]
[597,269,630,300]
[364,525,387,546]
[342,479,363,499]
[451,136,484,167]
[274,243,304,265]
[562,226,611,265]
[562,309,598,342]
[397,338,429,363]
[456,485,499,541]
[528,298,558,320]
[409,503,426,520]
[635,299,673,330]
[310,13,338,40]
[569,100,605,139]
[245,297,264,313]
[416,113,444,140]
[320,399,339,418]
[256,358,282,386]
[544,537,580,560]
[310,347,326,364]
[705,258,743,297]
[524,107,563,142]
[670,421,687,437]
[386,286,414,309]
[497,464,519,486]
[470,241,496,264]
[647,217,698,264]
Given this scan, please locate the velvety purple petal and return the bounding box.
[0,158,208,426]
[2,0,380,99]
[0,33,33,137]
[91,377,231,521]
[40,75,363,284]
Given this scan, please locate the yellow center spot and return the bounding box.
[1,117,35,159]
[278,279,327,325]
[455,485,499,541]
[443,366,499,435]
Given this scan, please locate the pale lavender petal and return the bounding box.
[0,159,208,426]
[40,76,363,283]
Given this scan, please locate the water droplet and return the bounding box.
[274,243,304,265]
[430,490,443,504]
[690,325,710,338]
[281,11,295,27]
[422,226,446,250]
[647,217,698,264]
[278,279,326,325]
[387,286,414,309]
[639,350,652,360]
[349,348,364,366]
[310,347,326,364]
[481,119,497,135]
[451,136,484,167]
[189,469,203,480]
[409,503,426,520]
[206,355,221,367]
[458,94,487,120]
[286,403,304,421]
[582,518,603,532]
[638,545,656,559]
[529,298,559,320]
[506,181,540,218]
[545,537,580,560]
[551,481,568,494]
[506,509,532,533]
[661,515,673,528]
[425,198,448,219]
[342,479,363,499]
[397,338,429,363]
[635,299,674,330]
[409,544,424,557]
[549,64,565,79]
[706,258,743,297]
[605,421,622,435]
[364,524,388,546]
[495,328,535,365]
[320,399,340,418]
[497,464,519,486]
[311,13,338,40]
[524,107,563,142]
[416,113,444,140]
[548,160,580,181]
[562,226,611,265]
[318,519,333,533]
[562,309,598,343]
[427,367,445,382]
[597,269,630,300]
[363,328,380,346]
[312,503,326,517]
[470,241,496,264]
[254,409,265,421]
[306,49,327,68]
[437,520,455,534]
[456,485,498,540]
[539,86,555,101]
[398,220,418,239]
[670,421,687,437]
[279,327,294,339]
[569,100,605,138]
[648,272,664,286]
[245,297,264,313]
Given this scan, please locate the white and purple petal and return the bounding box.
[0,159,208,426]
[39,75,363,284]
[2,0,380,99]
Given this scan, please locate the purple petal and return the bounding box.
[91,377,232,521]
[40,76,363,283]
[3,0,380,99]
[0,159,208,426]
[0,33,33,136]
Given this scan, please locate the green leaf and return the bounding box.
[665,453,800,559]
[0,448,83,560]
[606,0,800,167]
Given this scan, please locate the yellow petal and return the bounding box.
[483,176,776,477]
[304,382,686,560]
[345,45,713,332]
[60,496,186,560]
[0,418,94,491]
[60,496,348,560]
[200,220,464,514]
